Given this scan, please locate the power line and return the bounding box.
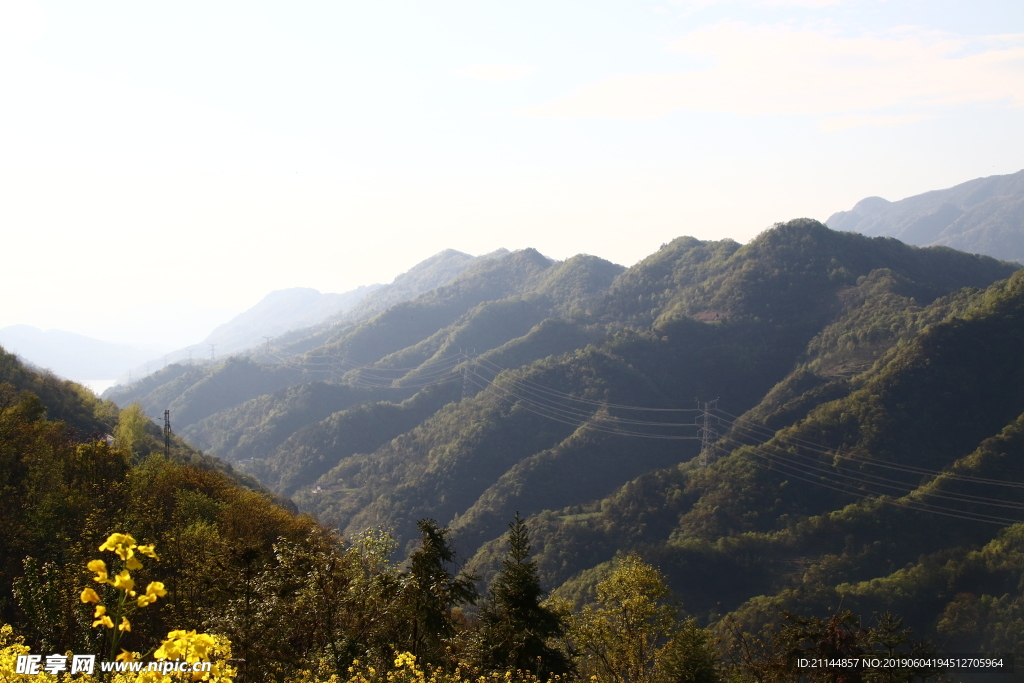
[704,413,1024,526]
[717,427,1024,512]
[474,356,701,413]
[465,371,701,440]
[718,433,1023,526]
[715,408,1024,490]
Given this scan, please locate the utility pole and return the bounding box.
[163,410,171,459]
[696,399,719,469]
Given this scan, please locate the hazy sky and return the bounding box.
[2,0,1023,348]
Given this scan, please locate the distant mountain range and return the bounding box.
[0,325,157,384]
[160,285,382,364]
[827,169,1024,262]
[118,248,510,386]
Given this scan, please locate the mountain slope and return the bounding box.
[483,265,1024,658]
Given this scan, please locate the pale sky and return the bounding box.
[2,0,1023,349]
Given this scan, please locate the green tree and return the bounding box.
[722,610,939,683]
[114,402,150,457]
[657,621,720,683]
[571,553,719,683]
[479,513,571,677]
[405,518,478,663]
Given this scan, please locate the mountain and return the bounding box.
[827,169,1024,262]
[116,249,509,390]
[507,261,1024,654]
[47,218,1024,660]
[200,285,382,355]
[0,325,158,385]
[338,248,510,323]
[132,285,380,373]
[105,220,1019,554]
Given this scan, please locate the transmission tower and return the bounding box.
[461,348,476,401]
[696,399,719,468]
[163,409,171,459]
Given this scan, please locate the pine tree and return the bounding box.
[479,512,571,677]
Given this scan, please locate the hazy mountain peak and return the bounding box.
[200,285,380,351]
[851,196,892,215]
[508,247,553,267]
[827,169,1024,262]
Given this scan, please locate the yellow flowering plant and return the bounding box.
[81,533,166,662]
[138,630,236,683]
[80,533,235,682]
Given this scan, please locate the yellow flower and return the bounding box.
[93,607,113,628]
[137,581,167,607]
[119,616,131,632]
[80,587,100,603]
[87,559,111,584]
[155,630,187,660]
[99,532,138,560]
[99,533,121,551]
[113,570,135,594]
[126,554,143,570]
[190,633,215,661]
[137,543,159,560]
[116,649,138,662]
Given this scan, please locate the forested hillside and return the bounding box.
[103,220,1024,656]
[0,342,785,683]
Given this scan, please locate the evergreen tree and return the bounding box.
[479,513,571,677]
[406,518,478,662]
